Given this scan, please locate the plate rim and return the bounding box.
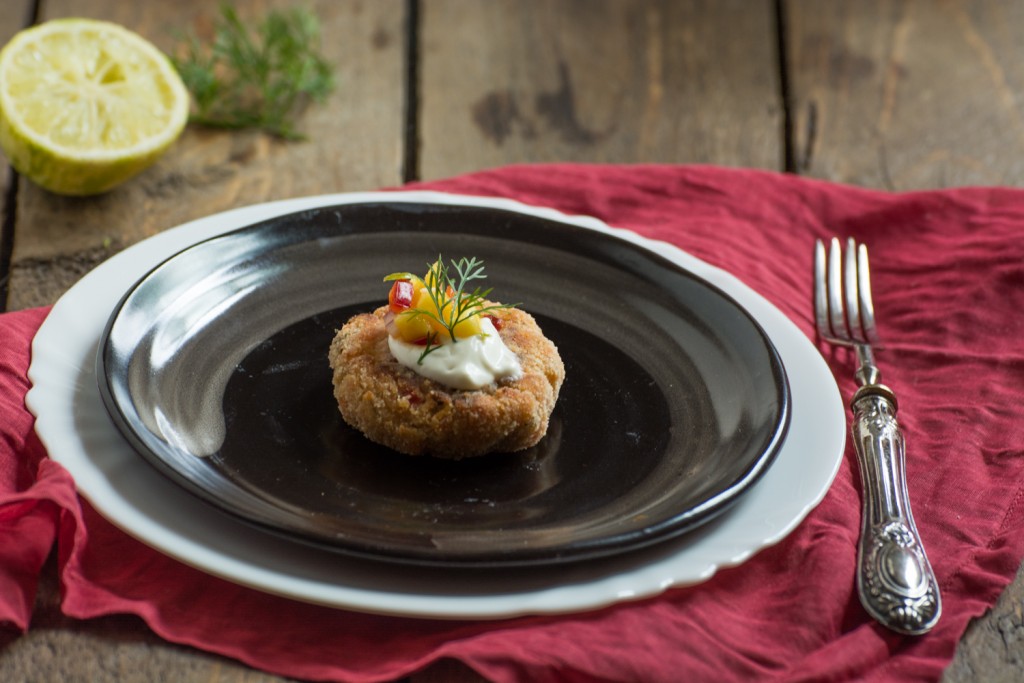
[26,190,845,619]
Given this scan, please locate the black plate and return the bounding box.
[97,201,790,567]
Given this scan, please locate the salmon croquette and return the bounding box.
[328,304,564,459]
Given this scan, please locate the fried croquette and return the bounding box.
[329,305,564,459]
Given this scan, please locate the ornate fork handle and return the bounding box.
[851,383,941,635]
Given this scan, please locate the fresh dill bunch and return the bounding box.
[385,256,518,363]
[172,4,335,140]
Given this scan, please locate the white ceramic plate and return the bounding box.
[26,192,845,619]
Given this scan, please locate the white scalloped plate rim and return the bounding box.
[26,191,845,620]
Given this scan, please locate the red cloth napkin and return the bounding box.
[4,164,1024,682]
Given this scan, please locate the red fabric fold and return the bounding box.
[0,305,67,632]
[4,164,1024,682]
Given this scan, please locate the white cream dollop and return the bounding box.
[387,317,522,390]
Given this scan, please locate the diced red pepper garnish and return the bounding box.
[388,279,415,313]
[483,314,503,331]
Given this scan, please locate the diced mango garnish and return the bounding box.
[390,274,483,343]
[385,257,501,345]
[394,309,433,342]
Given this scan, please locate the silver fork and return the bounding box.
[814,237,941,635]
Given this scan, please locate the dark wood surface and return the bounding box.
[2,1,1023,681]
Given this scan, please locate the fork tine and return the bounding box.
[813,239,830,338]
[827,237,849,340]
[857,242,880,345]
[845,238,864,342]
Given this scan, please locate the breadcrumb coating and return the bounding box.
[328,304,564,458]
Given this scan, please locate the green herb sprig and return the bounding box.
[172,4,335,140]
[384,256,517,363]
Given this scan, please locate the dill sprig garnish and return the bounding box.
[171,4,335,140]
[384,256,517,363]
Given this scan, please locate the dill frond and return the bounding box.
[172,4,335,140]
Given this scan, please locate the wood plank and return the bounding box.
[5,0,407,311]
[786,0,1024,190]
[418,0,783,180]
[0,0,35,311]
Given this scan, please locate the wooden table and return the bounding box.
[2,1,1022,681]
